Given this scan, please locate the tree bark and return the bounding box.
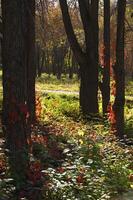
[102,0,110,114]
[59,0,85,65]
[36,43,40,77]
[2,0,35,184]
[59,0,99,115]
[78,0,99,115]
[26,0,36,123]
[113,0,126,138]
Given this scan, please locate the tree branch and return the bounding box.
[59,0,85,64]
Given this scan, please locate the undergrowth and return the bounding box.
[0,76,133,200]
[32,92,133,200]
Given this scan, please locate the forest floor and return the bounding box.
[0,73,133,200]
[37,89,79,96]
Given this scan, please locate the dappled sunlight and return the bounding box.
[0,0,133,199]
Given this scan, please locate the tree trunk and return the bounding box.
[113,0,126,138]
[26,0,36,123]
[52,46,57,75]
[80,60,99,115]
[45,49,50,76]
[59,0,99,115]
[69,52,74,79]
[2,0,35,184]
[78,0,99,115]
[102,0,110,114]
[36,43,41,77]
[56,47,62,80]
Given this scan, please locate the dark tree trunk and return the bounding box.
[52,46,57,76]
[45,49,50,76]
[36,45,44,77]
[113,0,126,138]
[102,0,110,114]
[77,0,99,115]
[56,48,62,80]
[69,53,75,79]
[26,0,36,123]
[40,50,45,74]
[80,60,99,114]
[1,0,35,184]
[59,0,99,115]
[36,43,41,77]
[68,49,73,79]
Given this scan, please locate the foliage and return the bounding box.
[0,76,133,199]
[35,88,133,199]
[41,93,80,121]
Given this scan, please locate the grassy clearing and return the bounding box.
[36,73,79,93]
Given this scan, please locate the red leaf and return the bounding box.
[56,167,65,174]
[76,174,84,184]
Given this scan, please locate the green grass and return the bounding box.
[125,80,133,97]
[37,92,133,200]
[0,71,132,137]
[36,73,79,93]
[37,77,133,199]
[0,71,133,199]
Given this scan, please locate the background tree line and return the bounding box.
[35,0,133,80]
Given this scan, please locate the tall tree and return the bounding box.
[59,0,99,115]
[2,0,35,183]
[113,0,126,138]
[101,0,111,114]
[26,0,36,123]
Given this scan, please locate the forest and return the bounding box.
[0,0,133,200]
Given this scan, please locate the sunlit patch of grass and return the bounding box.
[125,81,133,138]
[41,93,80,123]
[38,92,133,199]
[39,83,133,141]
[125,105,133,138]
[125,80,133,97]
[36,73,80,93]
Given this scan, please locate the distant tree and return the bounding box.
[113,0,126,138]
[2,0,35,183]
[59,0,99,115]
[125,1,133,78]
